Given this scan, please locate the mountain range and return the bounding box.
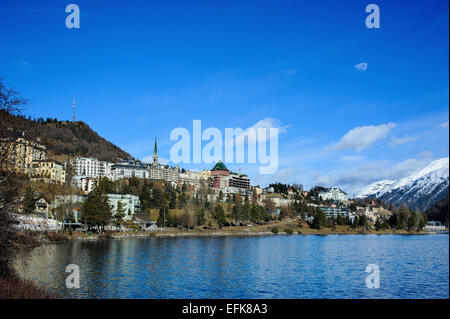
[354,157,449,211]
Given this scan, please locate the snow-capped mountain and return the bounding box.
[355,180,395,198]
[354,158,449,211]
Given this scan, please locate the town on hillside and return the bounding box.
[1,132,437,235]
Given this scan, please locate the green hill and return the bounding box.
[0,111,131,162]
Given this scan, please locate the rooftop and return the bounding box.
[211,160,229,171]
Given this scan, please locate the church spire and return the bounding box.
[152,138,158,165]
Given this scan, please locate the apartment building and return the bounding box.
[111,159,148,179]
[148,164,179,182]
[211,161,250,195]
[319,206,350,218]
[179,171,200,187]
[69,157,113,178]
[31,159,66,184]
[108,194,141,221]
[54,193,141,223]
[318,187,349,204]
[211,160,230,188]
[0,137,47,174]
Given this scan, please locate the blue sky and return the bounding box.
[1,0,448,194]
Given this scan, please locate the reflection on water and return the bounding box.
[17,234,449,299]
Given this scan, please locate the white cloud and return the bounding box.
[252,166,303,187]
[354,62,368,71]
[437,121,449,128]
[251,117,289,136]
[390,135,417,146]
[227,117,288,147]
[272,167,301,181]
[339,155,365,161]
[328,122,395,151]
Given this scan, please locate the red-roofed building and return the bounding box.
[211,160,230,188]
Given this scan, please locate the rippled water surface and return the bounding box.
[18,234,449,298]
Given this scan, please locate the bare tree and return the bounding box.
[0,77,27,115]
[0,77,32,276]
[179,210,194,230]
[263,198,276,213]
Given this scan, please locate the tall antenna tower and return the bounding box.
[72,96,76,122]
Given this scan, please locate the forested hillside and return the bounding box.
[425,197,449,226]
[0,111,131,162]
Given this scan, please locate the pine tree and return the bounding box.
[258,205,268,222]
[388,213,398,229]
[359,214,367,227]
[250,204,260,224]
[382,218,390,230]
[22,186,35,215]
[140,181,153,210]
[375,217,382,231]
[242,197,250,222]
[398,204,410,230]
[312,208,327,230]
[407,211,417,231]
[151,188,162,208]
[232,203,241,224]
[112,200,126,230]
[169,188,177,209]
[337,213,343,225]
[213,205,226,227]
[418,213,427,231]
[81,188,112,231]
[352,216,359,228]
[157,205,167,227]
[195,208,206,226]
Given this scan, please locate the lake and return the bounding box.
[17,234,449,299]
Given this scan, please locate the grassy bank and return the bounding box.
[64,219,428,241]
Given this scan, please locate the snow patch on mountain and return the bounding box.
[354,157,449,211]
[354,180,395,198]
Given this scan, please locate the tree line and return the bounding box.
[305,202,428,232]
[76,177,279,231]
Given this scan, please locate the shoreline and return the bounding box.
[40,229,445,243]
[37,218,448,243]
